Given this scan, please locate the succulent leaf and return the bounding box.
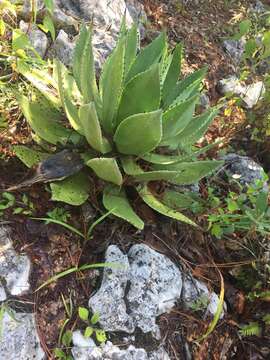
[73,24,99,104]
[99,37,125,134]
[19,94,72,145]
[114,110,162,155]
[79,103,111,154]
[86,158,123,186]
[137,184,198,227]
[50,172,89,206]
[126,32,166,81]
[117,63,161,124]
[162,43,183,103]
[103,185,144,229]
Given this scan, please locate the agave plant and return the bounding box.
[14,20,223,229]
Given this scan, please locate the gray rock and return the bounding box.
[200,93,210,109]
[0,227,31,296]
[48,29,75,66]
[127,244,182,337]
[72,332,170,360]
[19,20,48,57]
[181,275,225,318]
[217,77,265,108]
[89,244,182,338]
[250,0,266,13]
[23,0,145,69]
[241,81,265,109]
[89,245,134,333]
[0,311,45,360]
[222,38,246,64]
[217,76,245,96]
[222,153,267,188]
[0,285,7,302]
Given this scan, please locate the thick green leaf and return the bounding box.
[17,59,60,108]
[12,28,30,51]
[162,190,201,210]
[117,64,161,124]
[162,44,183,103]
[164,67,207,108]
[141,153,186,165]
[138,184,197,227]
[162,94,198,140]
[103,184,144,229]
[121,156,182,181]
[13,145,49,168]
[142,141,221,165]
[124,24,139,79]
[170,107,219,148]
[153,160,224,185]
[50,172,89,206]
[79,103,111,154]
[126,32,166,81]
[73,25,99,104]
[99,37,125,133]
[114,110,162,155]
[19,94,72,145]
[56,60,82,134]
[39,14,55,41]
[86,158,123,185]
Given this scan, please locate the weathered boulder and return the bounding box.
[0,227,31,296]
[19,20,48,57]
[22,0,146,69]
[72,332,170,360]
[222,38,246,64]
[222,153,267,188]
[217,77,265,109]
[0,311,45,360]
[89,244,182,339]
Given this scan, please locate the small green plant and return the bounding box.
[46,207,71,223]
[54,329,73,360]
[188,294,209,312]
[0,192,15,215]
[39,0,56,41]
[239,314,270,337]
[208,175,270,239]
[13,19,223,229]
[78,307,106,343]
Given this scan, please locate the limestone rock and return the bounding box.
[19,20,48,57]
[23,0,146,69]
[241,81,265,109]
[88,245,134,333]
[0,311,45,360]
[72,332,170,360]
[48,29,75,66]
[89,244,182,338]
[0,227,31,296]
[222,39,245,64]
[127,244,182,337]
[0,285,7,302]
[217,77,265,109]
[222,153,267,188]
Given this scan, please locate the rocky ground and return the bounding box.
[0,0,270,359]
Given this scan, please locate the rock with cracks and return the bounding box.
[0,311,45,360]
[89,245,134,333]
[89,244,182,339]
[127,244,182,338]
[222,153,267,189]
[72,331,170,360]
[0,226,31,297]
[22,0,145,69]
[19,20,48,57]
